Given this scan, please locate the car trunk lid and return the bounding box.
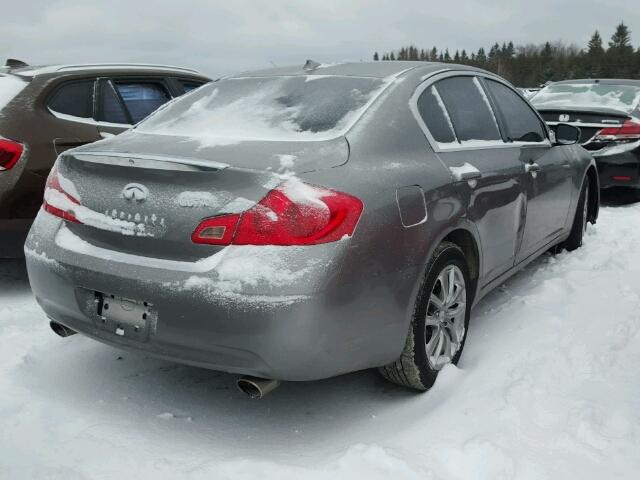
[51,135,348,262]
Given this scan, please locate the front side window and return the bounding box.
[434,76,501,143]
[114,81,172,123]
[48,80,94,118]
[485,80,546,142]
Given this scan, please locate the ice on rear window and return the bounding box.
[135,76,390,146]
[532,83,640,112]
[0,75,27,112]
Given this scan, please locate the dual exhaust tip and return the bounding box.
[50,321,279,398]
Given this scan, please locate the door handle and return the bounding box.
[525,162,541,174]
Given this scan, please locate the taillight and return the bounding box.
[0,138,24,171]
[192,181,363,246]
[596,119,640,141]
[43,164,82,223]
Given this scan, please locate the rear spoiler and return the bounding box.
[535,105,631,118]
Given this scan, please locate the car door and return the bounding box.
[95,77,174,138]
[415,74,527,282]
[47,78,101,154]
[482,79,573,263]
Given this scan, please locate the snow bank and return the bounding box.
[3,202,640,479]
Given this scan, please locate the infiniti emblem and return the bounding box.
[122,183,149,202]
[559,114,570,122]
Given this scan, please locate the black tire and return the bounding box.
[379,241,472,391]
[561,177,590,252]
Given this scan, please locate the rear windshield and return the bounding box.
[532,83,640,112]
[0,75,27,111]
[135,76,389,145]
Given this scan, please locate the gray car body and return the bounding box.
[25,61,599,381]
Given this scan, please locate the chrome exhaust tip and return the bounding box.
[49,321,77,338]
[236,376,281,399]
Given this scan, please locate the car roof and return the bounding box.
[550,79,640,87]
[230,61,456,79]
[5,63,208,80]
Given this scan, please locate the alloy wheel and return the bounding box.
[425,264,467,370]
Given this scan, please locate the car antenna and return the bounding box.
[303,59,321,72]
[5,58,29,68]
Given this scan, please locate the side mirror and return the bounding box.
[555,123,580,145]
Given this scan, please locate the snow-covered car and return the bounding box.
[25,61,599,396]
[0,59,210,257]
[532,79,640,191]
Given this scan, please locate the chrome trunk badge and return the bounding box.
[122,183,149,202]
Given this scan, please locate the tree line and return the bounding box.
[373,23,640,87]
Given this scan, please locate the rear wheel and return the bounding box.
[561,177,590,252]
[379,242,471,391]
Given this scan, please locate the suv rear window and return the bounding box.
[48,80,94,118]
[114,82,172,124]
[136,76,389,144]
[179,80,205,94]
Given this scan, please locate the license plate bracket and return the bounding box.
[94,292,156,342]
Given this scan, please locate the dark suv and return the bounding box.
[0,60,210,256]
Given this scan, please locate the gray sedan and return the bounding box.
[25,61,598,396]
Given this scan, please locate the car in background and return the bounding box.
[532,79,640,191]
[0,60,210,257]
[25,61,598,396]
[518,87,540,99]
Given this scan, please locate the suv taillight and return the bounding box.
[192,181,364,246]
[595,119,640,142]
[43,165,82,223]
[0,138,24,171]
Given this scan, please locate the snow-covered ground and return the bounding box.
[1,193,640,479]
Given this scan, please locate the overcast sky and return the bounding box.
[2,0,638,78]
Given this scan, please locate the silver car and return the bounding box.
[25,61,598,396]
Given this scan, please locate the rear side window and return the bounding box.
[114,82,172,123]
[99,82,129,124]
[179,80,205,94]
[434,76,501,143]
[485,80,546,142]
[48,80,94,118]
[417,86,456,144]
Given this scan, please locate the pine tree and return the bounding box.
[430,47,438,61]
[444,49,451,62]
[476,47,487,65]
[389,52,395,61]
[373,52,379,61]
[587,30,604,56]
[461,49,469,63]
[608,22,633,54]
[607,22,634,77]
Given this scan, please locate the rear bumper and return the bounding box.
[593,147,640,189]
[25,211,415,381]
